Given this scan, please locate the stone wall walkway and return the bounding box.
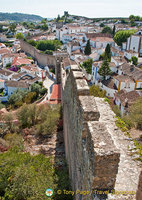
[95,97,141,200]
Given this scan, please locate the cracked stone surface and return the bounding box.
[95,97,141,200]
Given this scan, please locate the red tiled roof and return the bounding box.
[0,48,10,54]
[12,57,32,66]
[91,37,114,42]
[49,84,61,103]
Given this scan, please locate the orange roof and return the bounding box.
[49,84,61,103]
[91,37,114,42]
[21,65,38,72]
[0,48,10,54]
[0,79,5,82]
[12,57,32,66]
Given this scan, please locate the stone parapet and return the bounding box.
[61,64,121,200]
[87,121,120,190]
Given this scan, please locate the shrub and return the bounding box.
[115,116,130,136]
[36,40,62,51]
[27,39,37,46]
[112,105,121,117]
[0,148,57,200]
[36,105,60,136]
[129,97,142,130]
[24,92,37,104]
[104,97,110,103]
[44,50,53,55]
[82,59,93,74]
[4,133,24,151]
[17,104,37,128]
[89,85,106,98]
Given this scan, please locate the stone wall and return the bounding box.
[136,171,142,200]
[20,40,57,67]
[61,65,120,200]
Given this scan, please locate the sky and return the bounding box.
[0,0,142,19]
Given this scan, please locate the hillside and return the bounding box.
[0,12,43,22]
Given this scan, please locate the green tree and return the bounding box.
[129,15,135,21]
[81,59,93,74]
[98,60,112,80]
[105,44,111,61]
[112,25,115,36]
[16,32,24,39]
[102,26,112,35]
[17,104,37,128]
[114,29,137,46]
[36,40,62,51]
[28,39,37,46]
[131,56,138,65]
[89,85,106,97]
[135,16,140,21]
[100,23,105,27]
[130,20,136,27]
[84,39,91,55]
[121,19,127,24]
[41,19,47,23]
[24,92,37,104]
[8,89,28,108]
[9,23,16,33]
[41,23,48,31]
[0,25,3,33]
[31,83,41,97]
[56,14,61,22]
[36,105,60,136]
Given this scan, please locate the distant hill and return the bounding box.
[0,12,43,22]
[70,14,129,21]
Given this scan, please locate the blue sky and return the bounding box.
[0,0,142,18]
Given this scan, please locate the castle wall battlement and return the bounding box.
[61,65,122,200]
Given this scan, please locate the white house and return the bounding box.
[0,79,4,89]
[0,48,10,61]
[114,90,140,116]
[20,65,46,79]
[0,69,14,80]
[124,50,138,60]
[91,61,103,84]
[90,37,115,49]
[4,80,29,97]
[2,54,15,67]
[126,31,142,57]
[111,56,126,67]
[114,74,135,92]
[117,63,142,89]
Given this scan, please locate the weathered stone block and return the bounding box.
[72,71,84,79]
[75,79,90,96]
[79,96,100,121]
[87,121,120,190]
[70,65,82,71]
